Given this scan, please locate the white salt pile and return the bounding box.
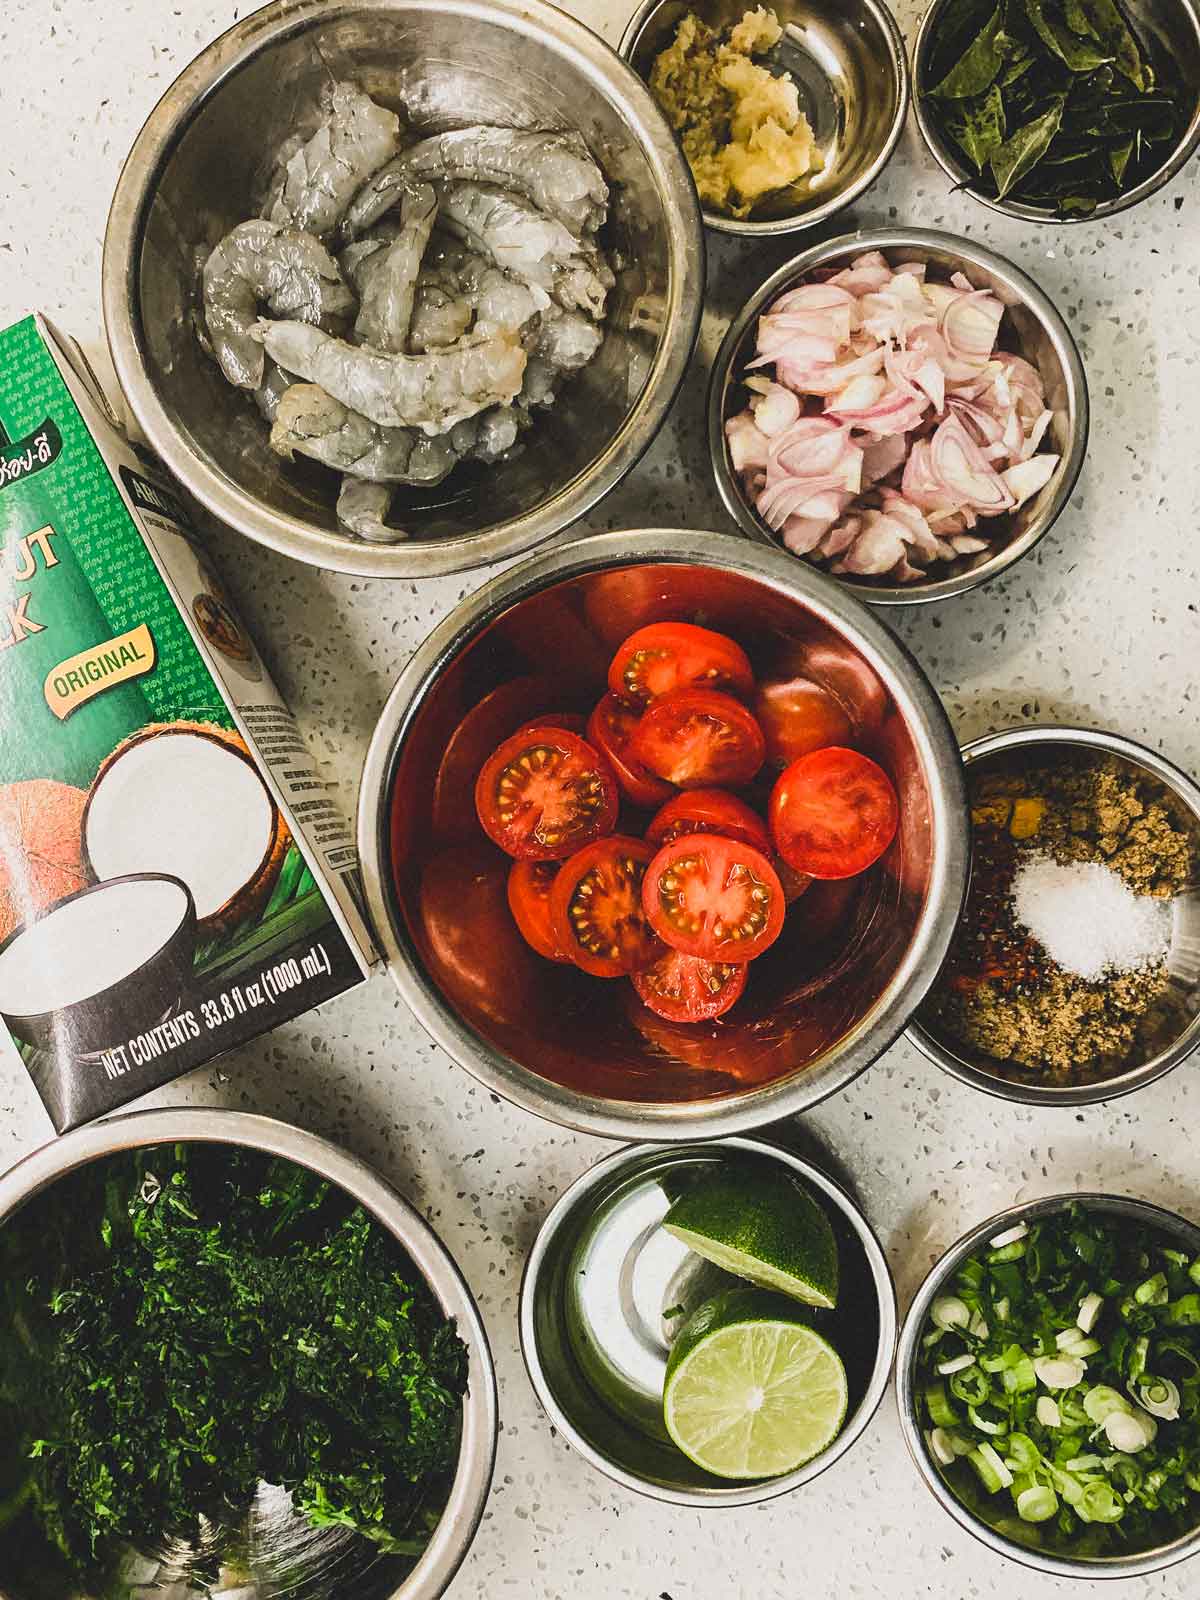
[1011,854,1172,983]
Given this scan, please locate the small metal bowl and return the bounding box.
[913,0,1200,223]
[896,1191,1200,1579]
[0,1108,497,1600]
[708,228,1089,606]
[102,0,703,579]
[908,725,1200,1105]
[357,527,969,1141]
[619,0,908,235]
[519,1135,896,1505]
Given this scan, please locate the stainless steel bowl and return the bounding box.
[618,0,908,235]
[356,527,969,1140]
[102,0,704,579]
[908,724,1200,1105]
[0,1108,497,1600]
[519,1135,896,1504]
[896,1191,1200,1579]
[913,0,1200,224]
[708,228,1089,606]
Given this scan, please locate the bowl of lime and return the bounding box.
[518,1134,895,1504]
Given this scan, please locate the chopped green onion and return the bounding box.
[1036,1395,1061,1428]
[929,1427,957,1466]
[1083,1386,1132,1425]
[925,1382,959,1429]
[931,1295,970,1332]
[1004,1433,1040,1472]
[989,1223,1029,1249]
[1078,1480,1125,1524]
[1068,1337,1101,1359]
[968,1403,1007,1436]
[1016,1484,1058,1522]
[937,1352,976,1376]
[1103,1409,1157,1454]
[994,1296,1010,1322]
[1135,1273,1169,1307]
[1077,1292,1104,1333]
[1034,1354,1086,1390]
[1166,1294,1200,1326]
[1137,1378,1180,1421]
[1189,1258,1200,1289]
[989,1240,1027,1264]
[1129,1335,1150,1381]
[969,1442,1013,1493]
[949,1365,990,1407]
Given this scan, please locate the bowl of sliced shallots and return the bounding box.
[707,228,1089,605]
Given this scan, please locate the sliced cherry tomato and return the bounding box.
[586,693,674,809]
[516,711,588,738]
[431,675,563,840]
[608,622,754,707]
[550,835,663,977]
[629,689,765,790]
[475,725,618,860]
[645,788,771,854]
[769,746,899,879]
[753,674,854,769]
[507,860,571,962]
[631,948,747,1023]
[643,833,784,963]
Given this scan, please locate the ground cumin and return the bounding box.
[926,756,1193,1081]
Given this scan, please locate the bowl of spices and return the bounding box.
[910,725,1200,1104]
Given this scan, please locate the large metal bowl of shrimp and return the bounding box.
[102,0,705,578]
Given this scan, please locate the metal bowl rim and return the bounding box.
[705,225,1090,606]
[895,1189,1200,1578]
[0,1106,499,1600]
[616,0,911,236]
[911,0,1200,224]
[356,525,970,1141]
[100,0,705,579]
[518,1133,898,1506]
[905,722,1200,1105]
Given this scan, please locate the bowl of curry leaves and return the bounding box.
[0,1109,497,1600]
[914,0,1200,217]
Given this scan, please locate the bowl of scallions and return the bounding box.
[896,1193,1200,1578]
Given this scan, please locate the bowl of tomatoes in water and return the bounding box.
[357,528,969,1137]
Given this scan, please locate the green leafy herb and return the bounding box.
[0,1146,468,1591]
[917,1204,1200,1554]
[921,0,1184,213]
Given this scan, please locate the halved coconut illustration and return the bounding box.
[0,778,90,942]
[0,872,197,1056]
[82,722,290,938]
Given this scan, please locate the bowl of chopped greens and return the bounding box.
[913,0,1200,220]
[0,1108,497,1600]
[897,1193,1200,1577]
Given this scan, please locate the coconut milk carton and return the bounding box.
[0,315,375,1131]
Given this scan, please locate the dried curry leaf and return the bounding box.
[1108,135,1135,181]
[930,3,1006,97]
[1076,0,1148,85]
[1023,0,1115,70]
[944,84,1009,169]
[989,93,1066,194]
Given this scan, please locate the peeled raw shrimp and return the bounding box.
[353,183,438,352]
[533,305,603,370]
[254,360,297,424]
[263,81,402,239]
[408,280,475,352]
[202,221,354,389]
[343,125,608,239]
[435,182,612,320]
[269,383,460,482]
[251,319,527,435]
[337,479,397,541]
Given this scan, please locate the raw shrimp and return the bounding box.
[343,125,608,239]
[408,281,475,351]
[337,478,397,541]
[202,221,354,389]
[269,383,459,482]
[254,361,297,424]
[251,319,527,435]
[435,182,612,320]
[353,183,438,352]
[533,305,603,370]
[263,81,402,239]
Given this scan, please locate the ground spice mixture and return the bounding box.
[925,756,1194,1081]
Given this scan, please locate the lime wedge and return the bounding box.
[663,1288,848,1480]
[662,1163,839,1308]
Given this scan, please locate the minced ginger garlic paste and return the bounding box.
[649,6,820,218]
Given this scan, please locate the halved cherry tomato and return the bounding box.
[642,833,784,963]
[551,836,663,977]
[586,693,674,809]
[769,746,899,879]
[645,788,771,854]
[629,689,765,790]
[516,711,588,738]
[507,860,571,962]
[475,725,618,860]
[608,622,754,707]
[431,675,563,840]
[632,947,747,1022]
[753,674,853,769]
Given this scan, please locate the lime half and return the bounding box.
[662,1163,839,1308]
[663,1288,848,1480]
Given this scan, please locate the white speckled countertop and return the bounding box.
[2,0,1199,1595]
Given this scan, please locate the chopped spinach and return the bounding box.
[922,0,1186,213]
[0,1145,468,1592]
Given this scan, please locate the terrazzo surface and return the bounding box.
[1,0,1198,1595]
